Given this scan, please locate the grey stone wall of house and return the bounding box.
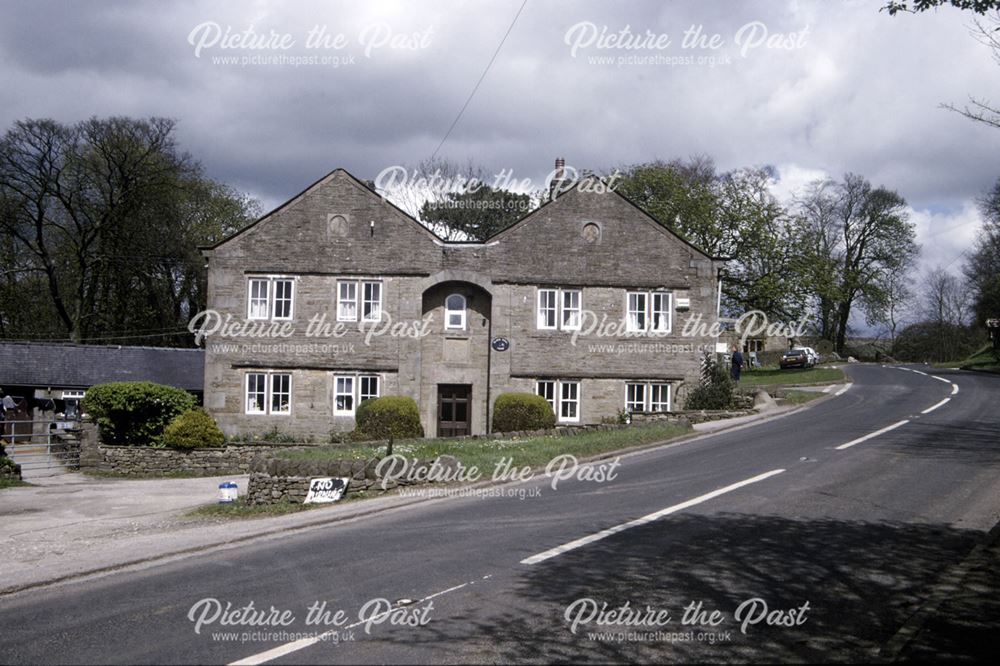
[202,169,724,440]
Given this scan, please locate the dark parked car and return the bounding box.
[779,348,811,369]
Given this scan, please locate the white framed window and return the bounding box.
[562,290,582,330]
[627,292,648,332]
[536,380,556,414]
[334,374,381,415]
[334,376,355,414]
[270,374,291,414]
[246,373,267,414]
[248,279,269,320]
[362,281,382,322]
[626,383,646,413]
[245,372,291,415]
[560,381,580,422]
[650,383,670,412]
[359,375,380,404]
[445,293,466,330]
[536,379,580,422]
[627,290,673,333]
[337,281,358,322]
[537,289,558,329]
[625,381,671,413]
[248,277,294,320]
[537,288,582,331]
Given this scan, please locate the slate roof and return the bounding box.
[0,342,204,392]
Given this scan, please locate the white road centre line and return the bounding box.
[921,398,951,414]
[229,579,481,665]
[834,383,853,396]
[931,375,951,384]
[519,469,786,566]
[912,369,928,376]
[951,383,960,395]
[835,420,910,450]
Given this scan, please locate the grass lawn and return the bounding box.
[0,478,29,490]
[739,366,845,387]
[278,422,693,472]
[961,346,1000,373]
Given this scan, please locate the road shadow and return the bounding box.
[358,512,993,664]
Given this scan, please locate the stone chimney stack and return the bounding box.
[549,157,567,201]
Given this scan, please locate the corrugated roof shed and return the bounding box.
[0,342,204,392]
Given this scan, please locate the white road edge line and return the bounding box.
[921,398,950,415]
[519,469,786,566]
[229,580,478,665]
[835,420,910,450]
[834,383,853,397]
[912,370,928,376]
[931,375,951,384]
[823,385,833,394]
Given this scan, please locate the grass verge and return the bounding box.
[960,346,1000,373]
[0,478,29,490]
[777,389,826,406]
[186,490,377,520]
[739,366,845,387]
[277,422,692,472]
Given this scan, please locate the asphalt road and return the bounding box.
[2,364,998,664]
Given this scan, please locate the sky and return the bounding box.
[2,0,998,288]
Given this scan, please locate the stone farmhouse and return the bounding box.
[201,163,724,439]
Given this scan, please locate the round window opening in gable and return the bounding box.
[582,222,601,243]
[328,214,349,237]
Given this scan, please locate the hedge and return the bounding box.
[82,381,197,445]
[491,392,556,432]
[162,408,226,450]
[354,396,424,440]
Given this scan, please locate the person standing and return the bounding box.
[731,346,744,382]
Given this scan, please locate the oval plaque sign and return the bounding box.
[491,337,510,352]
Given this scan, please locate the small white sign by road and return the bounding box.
[304,477,350,504]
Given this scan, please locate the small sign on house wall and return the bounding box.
[304,477,350,504]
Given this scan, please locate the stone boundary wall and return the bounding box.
[93,443,316,477]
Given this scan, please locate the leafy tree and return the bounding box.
[0,117,258,344]
[797,174,919,353]
[882,0,1000,15]
[419,183,533,241]
[964,178,1000,325]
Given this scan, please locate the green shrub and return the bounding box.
[354,396,423,440]
[82,381,197,445]
[685,354,737,410]
[491,392,556,432]
[162,408,225,450]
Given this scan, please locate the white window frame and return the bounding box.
[536,379,581,423]
[624,381,672,413]
[359,375,380,404]
[247,277,294,321]
[337,281,359,322]
[561,289,582,331]
[245,371,292,415]
[362,281,382,323]
[537,287,582,331]
[536,380,556,415]
[334,376,355,415]
[270,373,292,414]
[537,289,558,330]
[627,290,673,333]
[560,381,580,423]
[626,383,646,413]
[445,293,467,330]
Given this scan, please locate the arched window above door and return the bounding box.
[445,293,466,330]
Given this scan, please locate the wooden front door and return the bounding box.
[437,384,471,437]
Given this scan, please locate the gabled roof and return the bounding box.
[484,174,723,261]
[203,167,445,251]
[0,341,204,391]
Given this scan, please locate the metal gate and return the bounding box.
[2,421,82,478]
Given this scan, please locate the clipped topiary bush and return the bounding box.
[491,392,556,432]
[354,396,423,440]
[82,381,197,445]
[162,408,225,450]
